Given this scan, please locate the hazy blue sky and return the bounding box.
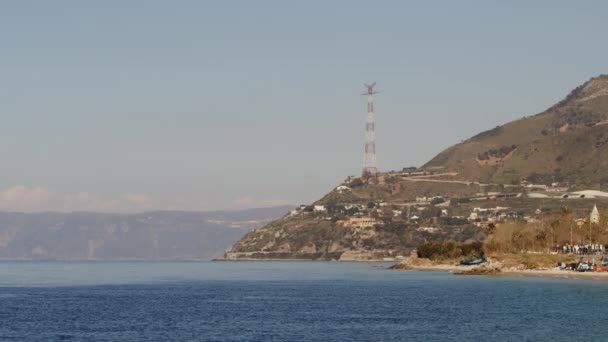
[1,1,607,212]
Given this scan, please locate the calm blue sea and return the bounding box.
[1,261,607,341]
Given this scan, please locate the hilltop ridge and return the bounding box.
[424,74,608,188]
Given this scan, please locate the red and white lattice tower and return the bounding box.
[362,82,378,178]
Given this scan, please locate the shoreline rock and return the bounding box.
[389,263,413,270]
[454,266,502,275]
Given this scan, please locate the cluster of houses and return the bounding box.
[285,201,603,241]
[573,205,601,226]
[522,181,569,192]
[287,197,462,231]
[286,173,605,233]
[467,206,519,228]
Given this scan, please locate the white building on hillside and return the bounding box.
[338,217,380,228]
[336,185,351,193]
[591,205,600,224]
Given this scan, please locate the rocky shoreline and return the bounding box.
[389,257,608,280]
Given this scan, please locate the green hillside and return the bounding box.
[424,75,608,188]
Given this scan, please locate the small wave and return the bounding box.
[0,293,20,299]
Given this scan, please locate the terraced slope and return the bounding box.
[424,75,608,188]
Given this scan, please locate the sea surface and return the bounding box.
[1,261,608,342]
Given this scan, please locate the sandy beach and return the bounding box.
[395,263,608,280]
[500,268,608,280]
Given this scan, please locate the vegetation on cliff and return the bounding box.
[416,240,484,262]
[228,214,485,260]
[424,75,608,188]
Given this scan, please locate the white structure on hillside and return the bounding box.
[313,205,327,213]
[338,217,380,228]
[591,205,600,224]
[335,185,351,193]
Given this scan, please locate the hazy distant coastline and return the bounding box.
[0,206,291,260]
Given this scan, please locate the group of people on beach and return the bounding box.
[557,258,604,272]
[559,244,605,255]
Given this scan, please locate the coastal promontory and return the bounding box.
[226,75,608,261]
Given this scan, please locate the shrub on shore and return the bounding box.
[417,240,484,262]
[492,253,578,270]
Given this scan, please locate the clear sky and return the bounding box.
[1,1,607,212]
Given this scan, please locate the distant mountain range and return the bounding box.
[0,206,291,260]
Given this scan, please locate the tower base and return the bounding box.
[362,167,378,178]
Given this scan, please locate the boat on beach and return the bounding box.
[459,258,486,266]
